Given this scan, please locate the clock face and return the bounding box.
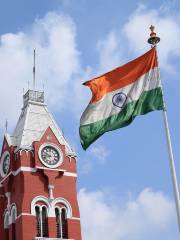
[39,144,63,168]
[0,151,10,177]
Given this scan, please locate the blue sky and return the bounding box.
[0,0,180,239]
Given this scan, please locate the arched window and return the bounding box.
[35,205,48,237]
[35,206,41,237]
[42,206,48,237]
[4,211,9,229]
[55,207,68,239]
[55,208,61,238]
[4,211,9,240]
[61,208,68,238]
[11,206,17,240]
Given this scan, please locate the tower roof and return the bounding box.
[9,90,75,156]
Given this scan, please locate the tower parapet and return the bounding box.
[23,90,45,107]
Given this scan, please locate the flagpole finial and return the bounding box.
[148,25,160,46]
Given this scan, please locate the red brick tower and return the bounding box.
[0,90,82,240]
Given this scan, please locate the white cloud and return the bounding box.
[89,145,110,164]
[96,4,180,76]
[78,188,175,240]
[1,4,180,134]
[79,159,92,175]
[80,145,110,174]
[0,11,87,131]
[96,31,124,74]
[123,4,180,73]
[160,0,177,14]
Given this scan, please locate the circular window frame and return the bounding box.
[0,151,10,178]
[38,143,63,169]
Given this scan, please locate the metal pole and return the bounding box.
[148,25,180,233]
[162,106,180,232]
[158,50,180,235]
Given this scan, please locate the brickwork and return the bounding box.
[0,125,82,239]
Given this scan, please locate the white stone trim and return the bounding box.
[27,100,47,107]
[48,185,54,200]
[64,172,77,177]
[0,171,12,184]
[16,213,32,220]
[13,166,37,176]
[4,133,12,147]
[0,167,77,184]
[71,217,81,221]
[5,192,11,208]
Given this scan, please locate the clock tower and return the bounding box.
[0,89,82,240]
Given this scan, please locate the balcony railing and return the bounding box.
[23,89,44,106]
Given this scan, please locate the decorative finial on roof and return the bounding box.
[148,25,160,46]
[5,119,8,133]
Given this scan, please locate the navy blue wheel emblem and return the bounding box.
[112,92,127,108]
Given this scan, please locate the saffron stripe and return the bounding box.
[84,48,158,103]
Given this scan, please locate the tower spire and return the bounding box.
[33,49,36,90]
[5,119,8,133]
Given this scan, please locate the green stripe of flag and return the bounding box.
[80,87,164,150]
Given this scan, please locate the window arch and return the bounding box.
[31,196,50,216]
[10,205,17,223]
[31,195,72,239]
[55,206,68,239]
[52,197,72,218]
[31,196,72,218]
[35,205,49,238]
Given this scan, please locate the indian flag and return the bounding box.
[80,47,164,150]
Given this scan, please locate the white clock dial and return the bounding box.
[38,143,63,168]
[0,151,10,177]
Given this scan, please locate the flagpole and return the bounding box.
[148,25,180,233]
